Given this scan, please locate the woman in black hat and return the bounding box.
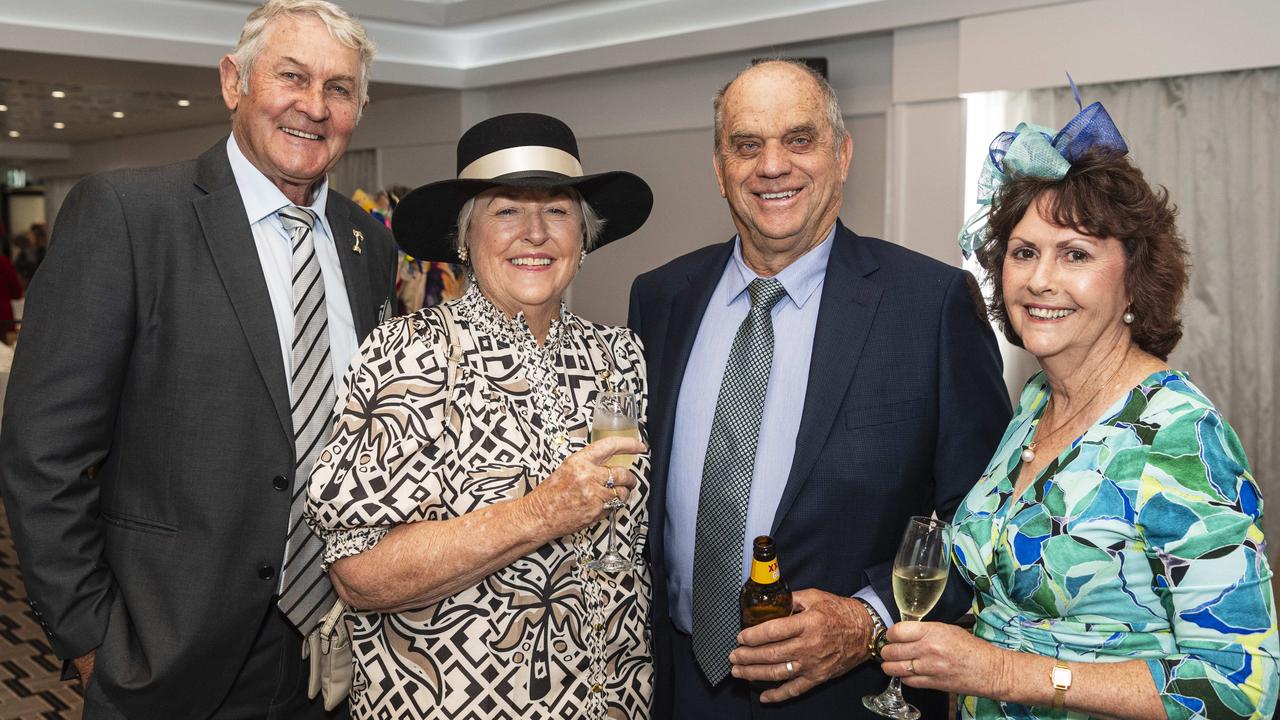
[305,113,655,718]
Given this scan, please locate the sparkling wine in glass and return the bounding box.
[586,390,639,573]
[863,516,951,720]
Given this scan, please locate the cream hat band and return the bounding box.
[458,145,584,180]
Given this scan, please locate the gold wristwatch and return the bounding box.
[853,597,887,660]
[1051,661,1072,708]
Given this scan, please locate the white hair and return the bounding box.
[453,187,606,262]
[231,0,375,118]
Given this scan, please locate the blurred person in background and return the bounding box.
[11,223,45,288]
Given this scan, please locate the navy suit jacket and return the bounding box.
[627,221,1011,718]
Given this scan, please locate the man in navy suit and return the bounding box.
[627,59,1010,718]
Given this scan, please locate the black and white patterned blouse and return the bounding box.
[306,282,653,719]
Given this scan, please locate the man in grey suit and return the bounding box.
[0,1,396,717]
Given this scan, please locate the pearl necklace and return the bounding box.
[1021,356,1130,464]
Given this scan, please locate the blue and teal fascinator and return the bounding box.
[957,77,1128,258]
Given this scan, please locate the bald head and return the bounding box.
[710,58,853,276]
[713,59,848,160]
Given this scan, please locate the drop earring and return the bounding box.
[1123,308,1134,324]
[458,244,470,264]
[578,249,587,268]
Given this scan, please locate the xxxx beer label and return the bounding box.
[750,557,780,584]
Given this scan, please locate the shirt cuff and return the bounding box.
[853,586,895,631]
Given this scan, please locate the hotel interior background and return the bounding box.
[0,0,1276,714]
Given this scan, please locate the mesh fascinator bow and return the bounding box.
[958,77,1129,257]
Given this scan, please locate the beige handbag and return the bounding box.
[299,304,465,711]
[303,598,353,711]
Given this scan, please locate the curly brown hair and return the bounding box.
[976,150,1189,360]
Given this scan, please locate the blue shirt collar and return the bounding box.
[226,133,329,225]
[725,224,835,310]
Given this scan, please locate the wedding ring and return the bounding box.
[907,659,916,675]
[785,660,795,677]
[605,470,616,489]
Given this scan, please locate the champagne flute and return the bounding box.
[586,390,639,573]
[863,516,951,720]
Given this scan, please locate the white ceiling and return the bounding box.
[0,0,1064,156]
[1,0,1064,87]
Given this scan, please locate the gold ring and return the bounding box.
[907,658,916,675]
[605,470,616,489]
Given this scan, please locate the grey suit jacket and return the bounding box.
[0,139,397,718]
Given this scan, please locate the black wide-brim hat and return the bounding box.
[392,113,653,262]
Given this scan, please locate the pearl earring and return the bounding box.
[1123,310,1135,324]
[457,245,469,264]
[578,249,587,267]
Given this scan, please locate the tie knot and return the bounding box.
[278,206,317,233]
[747,278,787,312]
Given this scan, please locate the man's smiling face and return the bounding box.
[714,61,851,273]
[220,13,362,205]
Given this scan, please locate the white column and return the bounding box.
[884,21,967,266]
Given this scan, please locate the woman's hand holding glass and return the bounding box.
[521,434,644,539]
[878,620,1012,699]
[587,390,640,572]
[863,516,952,720]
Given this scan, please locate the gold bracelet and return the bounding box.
[1050,661,1072,709]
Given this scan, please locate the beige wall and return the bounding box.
[23,0,1280,325]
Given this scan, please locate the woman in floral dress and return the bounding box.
[877,104,1277,719]
[306,113,655,719]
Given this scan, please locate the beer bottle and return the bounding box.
[740,535,792,628]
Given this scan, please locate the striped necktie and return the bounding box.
[691,277,788,685]
[276,205,337,635]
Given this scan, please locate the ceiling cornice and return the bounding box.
[1,0,1071,90]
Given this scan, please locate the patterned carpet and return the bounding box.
[0,499,83,719]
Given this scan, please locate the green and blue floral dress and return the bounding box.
[952,370,1278,719]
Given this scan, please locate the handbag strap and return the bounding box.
[317,597,347,652]
[438,304,465,429]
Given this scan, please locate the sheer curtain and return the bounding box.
[965,67,1280,545]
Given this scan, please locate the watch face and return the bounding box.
[1051,665,1072,689]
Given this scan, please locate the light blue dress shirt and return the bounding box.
[665,226,893,634]
[226,134,358,398]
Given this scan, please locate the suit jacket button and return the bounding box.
[273,474,289,491]
[258,564,275,581]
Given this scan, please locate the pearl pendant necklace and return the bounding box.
[1019,351,1132,467]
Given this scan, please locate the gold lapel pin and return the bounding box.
[352,229,364,255]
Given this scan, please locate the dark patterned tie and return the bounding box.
[277,206,337,635]
[691,277,788,684]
